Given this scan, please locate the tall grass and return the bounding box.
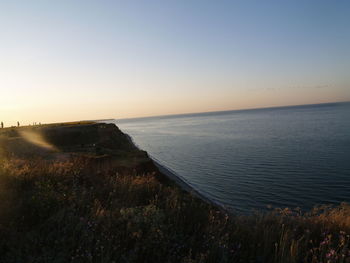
[0,158,349,263]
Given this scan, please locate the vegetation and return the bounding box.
[0,123,349,263]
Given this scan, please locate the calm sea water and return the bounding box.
[111,102,350,213]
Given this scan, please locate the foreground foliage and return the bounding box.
[0,158,349,263]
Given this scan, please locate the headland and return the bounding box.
[0,122,349,262]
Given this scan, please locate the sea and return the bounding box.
[110,102,350,213]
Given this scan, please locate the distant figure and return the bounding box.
[1,122,3,128]
[17,121,20,127]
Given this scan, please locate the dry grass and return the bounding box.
[0,157,349,263]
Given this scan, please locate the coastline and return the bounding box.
[122,129,229,213]
[1,122,350,262]
[152,158,229,213]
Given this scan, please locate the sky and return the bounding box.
[1,0,349,126]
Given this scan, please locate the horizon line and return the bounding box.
[112,100,349,122]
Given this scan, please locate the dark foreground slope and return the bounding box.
[0,123,349,263]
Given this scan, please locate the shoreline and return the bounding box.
[122,129,229,213]
[151,158,229,213]
[1,122,350,262]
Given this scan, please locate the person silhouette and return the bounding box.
[1,122,3,128]
[17,121,20,127]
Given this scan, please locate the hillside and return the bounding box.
[0,123,349,263]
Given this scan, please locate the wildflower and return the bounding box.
[326,249,336,259]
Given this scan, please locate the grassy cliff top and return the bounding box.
[0,123,151,169]
[0,122,136,155]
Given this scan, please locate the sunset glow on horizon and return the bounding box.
[1,1,349,126]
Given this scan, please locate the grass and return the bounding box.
[0,123,349,262]
[0,158,349,263]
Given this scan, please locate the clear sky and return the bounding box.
[1,0,349,126]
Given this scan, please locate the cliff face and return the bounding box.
[41,123,138,152]
[0,123,159,174]
[1,123,128,153]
